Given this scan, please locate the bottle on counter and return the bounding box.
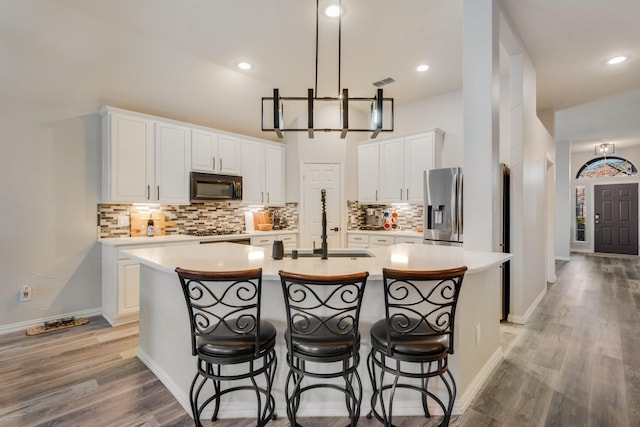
[147,218,154,237]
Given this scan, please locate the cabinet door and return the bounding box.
[218,135,242,175]
[241,140,266,205]
[395,236,423,244]
[107,113,155,203]
[117,259,141,316]
[265,144,285,205]
[379,138,405,202]
[404,133,433,203]
[155,121,191,204]
[191,129,217,172]
[358,142,380,203]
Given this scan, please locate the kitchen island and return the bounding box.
[124,242,510,419]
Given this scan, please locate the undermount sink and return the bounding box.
[286,249,374,258]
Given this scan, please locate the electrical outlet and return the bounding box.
[117,215,130,227]
[475,324,481,344]
[19,285,32,302]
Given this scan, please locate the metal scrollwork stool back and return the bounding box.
[367,266,467,427]
[176,267,277,427]
[278,270,369,427]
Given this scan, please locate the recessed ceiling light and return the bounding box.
[416,64,429,72]
[237,62,252,70]
[607,56,628,65]
[324,4,341,18]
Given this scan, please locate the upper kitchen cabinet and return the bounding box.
[358,129,444,204]
[102,109,154,203]
[191,129,241,175]
[101,106,191,204]
[358,142,380,203]
[155,121,191,204]
[241,140,285,206]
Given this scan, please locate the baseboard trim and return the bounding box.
[0,308,103,335]
[555,256,571,261]
[508,286,546,325]
[137,347,194,417]
[457,347,503,413]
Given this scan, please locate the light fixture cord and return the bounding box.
[315,0,319,96]
[338,0,342,95]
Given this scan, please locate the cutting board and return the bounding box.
[130,212,166,237]
[252,212,272,230]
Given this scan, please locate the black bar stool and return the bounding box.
[367,266,467,427]
[176,267,277,427]
[278,270,369,427]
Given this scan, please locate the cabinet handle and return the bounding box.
[147,185,150,200]
[261,192,264,203]
[375,190,378,201]
[400,188,403,200]
[406,188,409,200]
[267,192,270,203]
[212,156,216,171]
[219,158,222,171]
[157,186,160,200]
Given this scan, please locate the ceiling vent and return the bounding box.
[372,77,396,87]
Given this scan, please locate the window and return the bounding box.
[576,156,637,179]
[575,186,586,242]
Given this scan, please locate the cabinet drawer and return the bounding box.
[394,236,423,244]
[251,236,275,246]
[277,234,297,244]
[348,234,369,244]
[369,235,394,246]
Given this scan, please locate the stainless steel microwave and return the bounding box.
[190,172,242,201]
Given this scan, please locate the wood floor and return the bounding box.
[1,253,639,426]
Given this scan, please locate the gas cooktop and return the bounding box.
[187,229,244,237]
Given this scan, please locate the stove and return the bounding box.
[187,229,243,237]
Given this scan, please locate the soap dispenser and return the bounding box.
[147,216,154,237]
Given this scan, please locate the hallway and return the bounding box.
[1,254,638,426]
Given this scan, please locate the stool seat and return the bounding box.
[198,320,277,359]
[286,318,360,359]
[370,319,448,361]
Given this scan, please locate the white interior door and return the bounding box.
[301,163,342,249]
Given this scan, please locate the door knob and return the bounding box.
[331,227,339,232]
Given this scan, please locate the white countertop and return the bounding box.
[123,241,511,280]
[98,229,298,247]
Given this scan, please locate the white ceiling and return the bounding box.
[1,0,639,143]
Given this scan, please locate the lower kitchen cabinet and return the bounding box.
[347,232,424,249]
[250,232,298,249]
[102,240,199,326]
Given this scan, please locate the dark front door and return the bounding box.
[594,183,639,255]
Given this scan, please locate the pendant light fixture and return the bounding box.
[261,0,394,139]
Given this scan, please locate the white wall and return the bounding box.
[0,96,102,331]
[394,90,464,168]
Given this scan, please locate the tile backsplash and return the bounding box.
[99,202,298,238]
[347,201,424,231]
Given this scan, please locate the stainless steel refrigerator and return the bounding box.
[423,167,463,246]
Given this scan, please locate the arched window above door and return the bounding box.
[576,156,637,179]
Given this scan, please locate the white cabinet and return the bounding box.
[242,141,285,206]
[250,233,297,249]
[394,236,423,244]
[369,234,395,247]
[155,121,191,204]
[347,232,423,249]
[348,234,369,249]
[357,129,444,204]
[102,240,199,326]
[358,142,380,203]
[191,129,241,175]
[102,112,155,203]
[101,107,191,204]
